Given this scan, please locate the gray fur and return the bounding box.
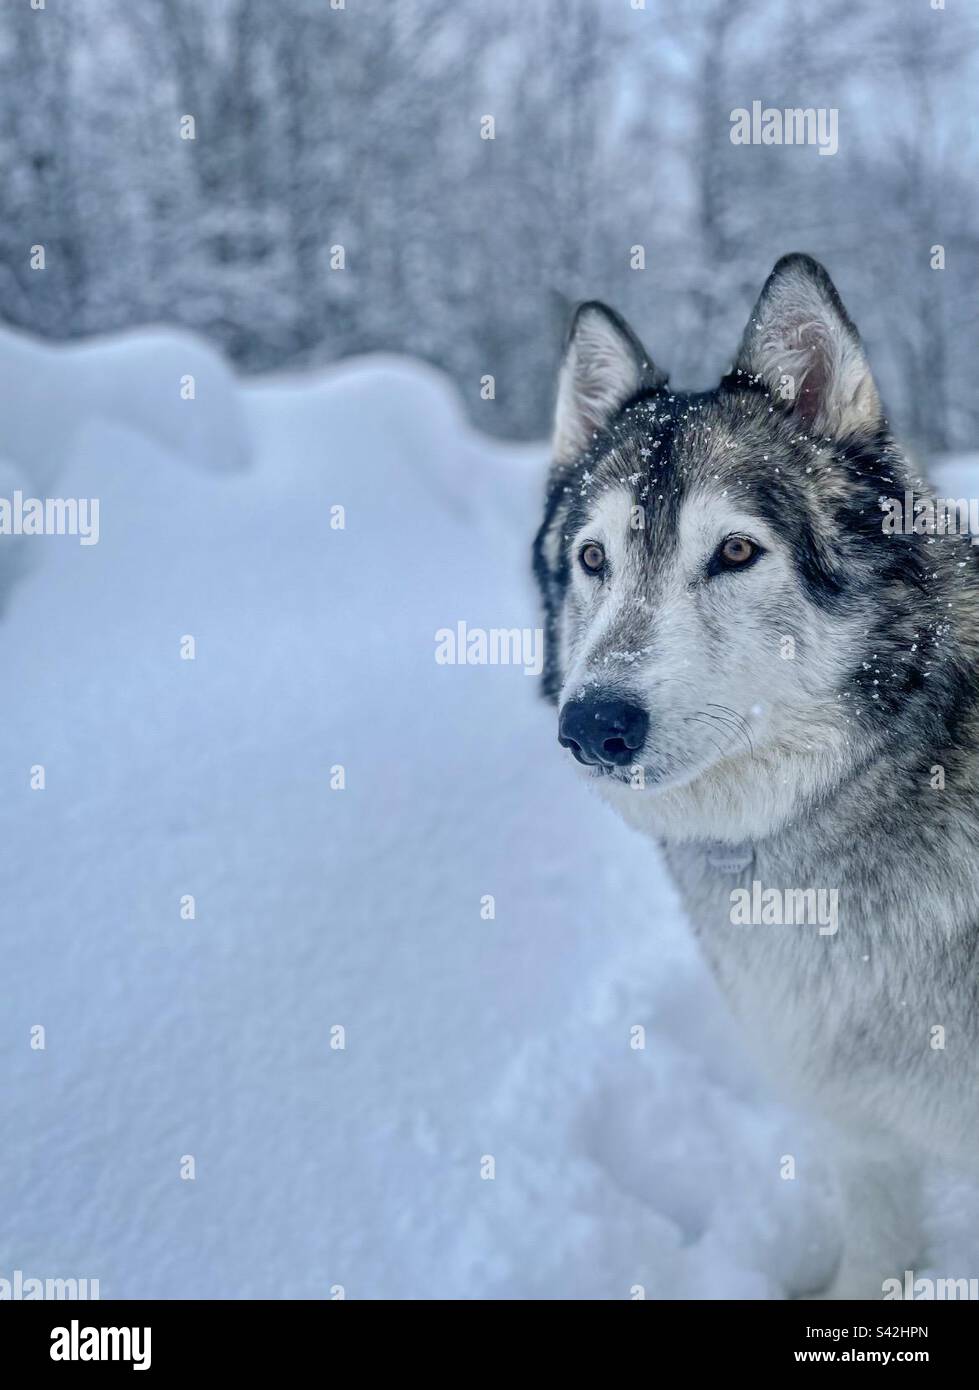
[533,253,979,1299]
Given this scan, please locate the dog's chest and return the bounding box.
[660,839,926,1119]
[658,815,979,1167]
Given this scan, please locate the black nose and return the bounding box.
[558,698,649,767]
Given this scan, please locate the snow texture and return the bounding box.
[1,328,977,1299]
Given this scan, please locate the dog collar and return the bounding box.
[704,840,755,874]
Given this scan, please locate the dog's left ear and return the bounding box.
[553,302,666,465]
[729,253,882,438]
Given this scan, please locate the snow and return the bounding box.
[928,453,979,503]
[0,326,249,494]
[1,329,977,1298]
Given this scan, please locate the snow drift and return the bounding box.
[1,325,977,1298]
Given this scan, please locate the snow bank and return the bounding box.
[0,325,249,496]
[1,336,976,1298]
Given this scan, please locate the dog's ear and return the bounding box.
[553,302,666,464]
[729,253,882,438]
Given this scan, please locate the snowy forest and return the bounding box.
[1,0,977,452]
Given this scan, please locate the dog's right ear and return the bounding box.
[552,302,665,465]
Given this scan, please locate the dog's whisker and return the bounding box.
[684,714,737,765]
[689,710,743,751]
[706,701,753,737]
[704,703,755,757]
[704,716,752,759]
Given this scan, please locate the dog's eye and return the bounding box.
[721,537,756,565]
[709,535,763,575]
[579,542,606,575]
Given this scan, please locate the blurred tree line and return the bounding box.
[1,0,976,452]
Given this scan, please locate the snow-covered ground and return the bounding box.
[2,328,978,1299]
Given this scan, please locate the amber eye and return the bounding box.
[721,537,755,564]
[579,542,606,574]
[715,535,761,570]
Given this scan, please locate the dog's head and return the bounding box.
[534,254,957,841]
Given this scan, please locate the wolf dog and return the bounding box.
[533,253,979,1299]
